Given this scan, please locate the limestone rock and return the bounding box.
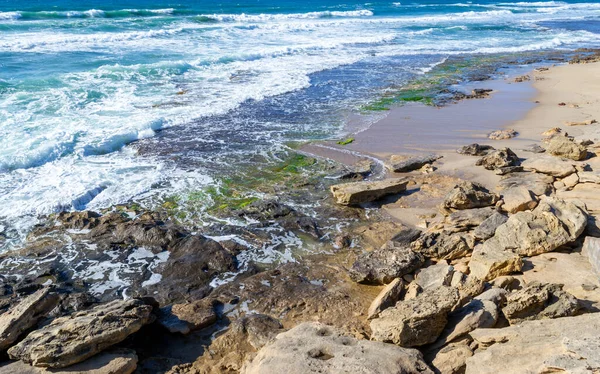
[521,154,576,177]
[584,236,600,276]
[468,244,522,282]
[457,144,494,156]
[502,282,580,324]
[475,148,519,170]
[0,288,60,351]
[546,135,588,161]
[368,278,404,319]
[496,172,553,196]
[430,341,473,374]
[157,298,216,334]
[0,349,138,374]
[331,159,373,180]
[444,207,495,232]
[500,186,538,213]
[472,212,507,240]
[488,129,517,140]
[415,262,454,291]
[8,299,154,368]
[370,286,459,347]
[578,170,600,184]
[465,314,600,374]
[442,182,498,211]
[562,172,580,188]
[412,232,474,261]
[351,241,425,285]
[330,178,409,206]
[387,154,442,173]
[521,144,545,154]
[242,322,434,374]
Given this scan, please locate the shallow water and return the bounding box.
[1,0,600,249]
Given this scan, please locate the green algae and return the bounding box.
[337,137,355,146]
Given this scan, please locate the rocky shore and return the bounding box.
[2,56,600,373]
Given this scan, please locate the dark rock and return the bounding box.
[350,241,425,285]
[442,182,499,211]
[411,232,473,261]
[457,144,495,156]
[386,154,443,173]
[475,148,520,170]
[473,212,508,240]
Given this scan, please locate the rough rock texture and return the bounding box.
[488,129,517,140]
[367,278,404,319]
[411,232,474,261]
[521,154,576,177]
[502,282,579,324]
[330,178,409,206]
[442,182,498,211]
[556,183,600,237]
[242,322,434,374]
[430,341,473,374]
[370,286,459,347]
[386,154,442,173]
[500,186,538,213]
[468,244,522,282]
[472,212,507,240]
[8,299,154,368]
[331,159,374,180]
[157,298,216,334]
[443,208,495,232]
[546,135,588,161]
[0,349,138,374]
[465,314,600,374]
[496,172,553,196]
[457,144,494,156]
[475,148,519,170]
[415,262,454,291]
[584,236,600,276]
[0,288,60,351]
[351,241,425,285]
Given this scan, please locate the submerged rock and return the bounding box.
[386,154,442,173]
[330,178,409,206]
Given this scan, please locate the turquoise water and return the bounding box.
[1,0,600,246]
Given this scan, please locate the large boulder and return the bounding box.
[370,286,459,347]
[496,172,553,196]
[500,186,538,213]
[351,241,425,285]
[475,148,519,170]
[8,299,154,368]
[468,244,522,282]
[546,136,588,161]
[0,288,60,351]
[502,282,579,324]
[521,154,576,177]
[330,178,409,206]
[242,322,434,374]
[465,314,600,374]
[442,182,498,211]
[411,232,474,261]
[386,154,442,173]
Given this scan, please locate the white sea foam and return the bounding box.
[200,10,374,22]
[0,11,21,20]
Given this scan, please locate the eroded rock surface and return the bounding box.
[351,241,425,285]
[442,182,498,211]
[330,178,409,206]
[502,282,579,324]
[386,154,442,173]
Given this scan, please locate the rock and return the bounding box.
[496,172,553,196]
[493,165,523,175]
[465,314,600,374]
[457,144,494,156]
[584,236,600,276]
[242,322,433,374]
[444,207,495,232]
[578,171,600,184]
[368,278,404,319]
[415,262,454,291]
[386,154,442,173]
[442,182,498,211]
[521,154,576,177]
[157,298,216,334]
[411,232,474,261]
[562,172,580,188]
[430,341,473,374]
[521,144,545,153]
[350,241,425,285]
[450,273,486,305]
[330,178,409,206]
[556,183,600,237]
[331,159,374,180]
[468,244,522,282]
[514,75,530,82]
[0,349,138,374]
[472,212,507,240]
[8,299,154,368]
[502,282,580,324]
[471,89,493,98]
[500,186,538,213]
[370,286,459,347]
[353,222,412,250]
[565,119,597,126]
[475,148,519,170]
[546,136,588,161]
[541,127,562,137]
[488,129,517,140]
[0,288,60,351]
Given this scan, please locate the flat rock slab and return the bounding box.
[496,172,553,196]
[8,299,154,368]
[0,349,137,374]
[242,322,433,374]
[584,236,600,277]
[465,314,600,374]
[330,178,409,206]
[386,154,442,173]
[501,186,537,213]
[367,278,403,319]
[521,155,576,177]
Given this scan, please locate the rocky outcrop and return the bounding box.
[521,154,576,177]
[386,154,442,173]
[0,288,60,351]
[367,278,403,319]
[370,286,459,347]
[465,313,600,374]
[502,282,579,324]
[411,232,474,261]
[350,241,425,284]
[330,178,409,206]
[442,182,498,211]
[500,186,537,213]
[475,148,519,170]
[8,299,154,368]
[546,135,588,161]
[242,322,434,374]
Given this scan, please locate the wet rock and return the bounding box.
[157,298,216,335]
[415,262,454,291]
[583,236,600,276]
[331,159,374,180]
[457,144,494,156]
[0,288,60,351]
[368,278,404,319]
[521,154,576,177]
[496,172,554,196]
[500,186,538,213]
[472,212,507,240]
[488,129,517,140]
[502,282,579,324]
[351,241,425,285]
[475,148,519,170]
[466,314,600,374]
[411,232,474,261]
[242,322,434,374]
[546,136,588,161]
[386,154,442,173]
[330,178,409,206]
[470,89,493,98]
[0,349,138,374]
[370,286,459,347]
[8,298,154,368]
[442,182,499,211]
[236,200,321,238]
[56,211,102,230]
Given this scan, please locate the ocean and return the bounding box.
[1,0,600,249]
